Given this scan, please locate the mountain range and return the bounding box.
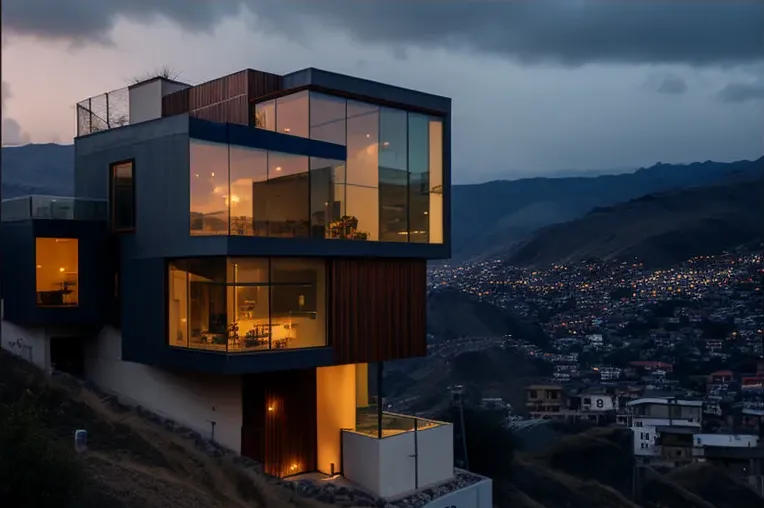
[2,143,762,266]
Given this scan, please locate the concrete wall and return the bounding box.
[421,476,493,508]
[695,433,759,448]
[343,422,455,498]
[84,326,243,452]
[1,317,49,370]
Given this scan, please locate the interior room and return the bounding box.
[35,237,79,306]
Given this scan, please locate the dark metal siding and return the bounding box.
[327,258,427,364]
[0,219,112,326]
[241,368,317,477]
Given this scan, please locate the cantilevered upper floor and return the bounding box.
[74,67,452,260]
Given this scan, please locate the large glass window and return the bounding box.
[196,101,446,245]
[346,101,379,188]
[255,100,276,131]
[110,160,135,232]
[229,146,268,236]
[428,119,444,244]
[379,108,408,242]
[346,185,378,241]
[266,153,310,238]
[36,238,79,307]
[168,257,326,353]
[408,114,430,243]
[310,93,346,145]
[190,140,229,235]
[276,91,309,138]
[310,158,346,239]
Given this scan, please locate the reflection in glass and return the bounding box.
[345,185,378,241]
[229,146,268,236]
[36,238,79,307]
[346,101,379,187]
[266,153,310,238]
[276,91,309,138]
[429,119,444,244]
[255,100,275,131]
[190,139,230,235]
[408,114,430,243]
[270,258,326,349]
[168,257,326,353]
[168,261,189,347]
[379,108,408,242]
[310,158,346,239]
[310,93,346,145]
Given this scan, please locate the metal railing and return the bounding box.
[1,196,108,222]
[76,87,130,137]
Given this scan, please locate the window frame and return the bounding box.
[109,158,136,233]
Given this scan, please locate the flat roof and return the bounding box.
[627,397,703,407]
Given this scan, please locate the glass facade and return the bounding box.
[168,257,326,353]
[208,91,446,244]
[36,238,79,307]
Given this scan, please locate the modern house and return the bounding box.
[627,397,702,462]
[0,68,491,505]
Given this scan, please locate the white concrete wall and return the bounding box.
[417,423,454,488]
[129,80,163,124]
[695,433,759,448]
[1,319,49,370]
[583,394,616,412]
[632,421,659,456]
[379,432,417,497]
[422,477,493,508]
[342,430,381,494]
[343,423,455,498]
[84,326,243,452]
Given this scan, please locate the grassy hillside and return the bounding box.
[0,350,326,508]
[505,175,764,268]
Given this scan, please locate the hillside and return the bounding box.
[0,350,330,508]
[453,157,764,260]
[2,144,760,259]
[428,288,549,346]
[505,174,764,268]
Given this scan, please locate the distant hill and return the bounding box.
[504,173,764,268]
[452,157,764,260]
[1,143,74,198]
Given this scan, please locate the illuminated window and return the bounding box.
[36,238,79,307]
[190,140,229,235]
[169,257,326,353]
[110,160,135,232]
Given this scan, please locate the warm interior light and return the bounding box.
[211,172,215,177]
[268,406,274,412]
[59,267,66,273]
[365,133,370,138]
[275,166,282,172]
[36,265,42,269]
[283,128,291,133]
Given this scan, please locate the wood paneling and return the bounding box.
[241,369,317,478]
[327,259,427,364]
[161,69,283,125]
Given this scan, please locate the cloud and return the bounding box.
[2,1,763,67]
[717,81,764,103]
[1,81,31,145]
[645,74,689,95]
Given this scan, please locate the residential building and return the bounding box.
[627,397,702,461]
[526,384,564,415]
[0,68,491,505]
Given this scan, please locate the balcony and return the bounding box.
[1,196,107,222]
[341,411,454,498]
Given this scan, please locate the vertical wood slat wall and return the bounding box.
[241,369,317,478]
[161,69,283,125]
[327,258,427,364]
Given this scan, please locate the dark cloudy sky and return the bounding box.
[2,1,763,182]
